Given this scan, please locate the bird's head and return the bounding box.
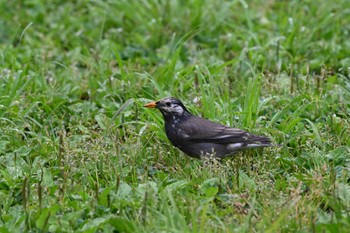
[144,97,191,118]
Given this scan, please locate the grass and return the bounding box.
[0,0,350,232]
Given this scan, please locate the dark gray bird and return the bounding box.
[144,97,272,159]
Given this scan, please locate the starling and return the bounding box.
[144,97,272,158]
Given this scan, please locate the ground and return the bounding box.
[0,0,349,232]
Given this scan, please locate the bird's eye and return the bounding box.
[166,102,171,107]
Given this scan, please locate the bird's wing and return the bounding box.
[179,116,256,144]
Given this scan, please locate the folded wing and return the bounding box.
[181,116,271,146]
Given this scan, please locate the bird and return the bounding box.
[144,97,273,159]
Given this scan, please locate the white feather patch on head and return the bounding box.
[163,104,184,115]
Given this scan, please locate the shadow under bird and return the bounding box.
[144,97,273,159]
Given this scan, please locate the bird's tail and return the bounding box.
[246,134,272,148]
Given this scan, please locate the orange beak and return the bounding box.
[144,101,157,108]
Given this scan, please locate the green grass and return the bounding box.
[1,0,350,232]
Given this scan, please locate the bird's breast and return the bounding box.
[165,122,188,146]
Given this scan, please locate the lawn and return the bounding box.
[0,0,350,232]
